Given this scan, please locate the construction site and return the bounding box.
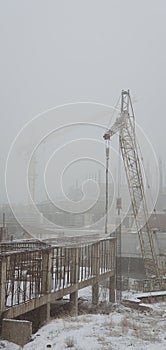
[0,90,166,347]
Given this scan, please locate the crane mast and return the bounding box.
[104,90,162,285]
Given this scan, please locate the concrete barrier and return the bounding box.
[2,318,32,346]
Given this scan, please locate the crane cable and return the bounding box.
[104,95,121,234]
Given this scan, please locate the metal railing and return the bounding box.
[0,238,115,312]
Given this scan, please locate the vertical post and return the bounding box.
[115,211,122,303]
[0,256,7,315]
[92,242,100,305]
[46,301,50,322]
[70,248,79,316]
[41,249,52,294]
[41,251,48,294]
[108,239,116,303]
[109,275,115,303]
[46,250,52,322]
[105,141,110,234]
[92,283,99,305]
[41,249,52,322]
[3,213,5,227]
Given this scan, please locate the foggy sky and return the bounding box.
[1,0,166,204]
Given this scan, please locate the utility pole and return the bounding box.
[105,140,110,234]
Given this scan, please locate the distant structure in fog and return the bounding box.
[29,154,37,203]
[0,213,8,241]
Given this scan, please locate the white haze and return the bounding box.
[0,0,166,207]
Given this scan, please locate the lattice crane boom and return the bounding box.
[104,90,161,284]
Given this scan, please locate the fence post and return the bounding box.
[0,256,7,316]
[92,242,100,305]
[70,247,79,316]
[109,275,115,303]
[41,249,52,294]
[41,249,52,321]
[109,240,116,303]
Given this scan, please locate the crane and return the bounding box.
[103,90,163,287]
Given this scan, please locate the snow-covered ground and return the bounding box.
[1,289,166,350]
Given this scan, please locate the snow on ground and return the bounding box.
[0,288,166,350]
[24,306,166,350]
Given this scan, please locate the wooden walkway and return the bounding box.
[0,237,116,320]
